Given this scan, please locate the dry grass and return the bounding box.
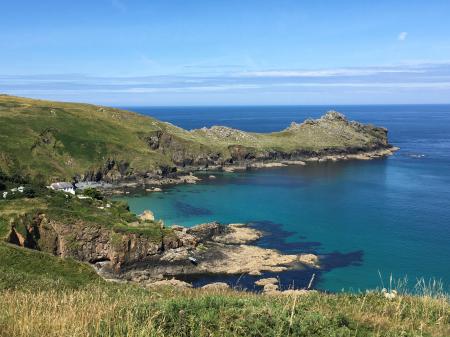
[0,283,448,337]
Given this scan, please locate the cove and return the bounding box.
[119,105,450,292]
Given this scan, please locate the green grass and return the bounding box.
[0,188,170,249]
[0,252,448,337]
[0,243,102,290]
[0,95,390,182]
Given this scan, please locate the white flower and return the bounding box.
[383,289,397,300]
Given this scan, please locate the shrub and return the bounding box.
[82,188,103,200]
[4,192,18,200]
[22,187,36,198]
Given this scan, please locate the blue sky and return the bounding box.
[1,0,450,105]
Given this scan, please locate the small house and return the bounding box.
[49,182,76,195]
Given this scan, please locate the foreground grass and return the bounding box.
[0,241,449,337]
[0,283,449,337]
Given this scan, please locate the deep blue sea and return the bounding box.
[118,105,450,292]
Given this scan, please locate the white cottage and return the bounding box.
[49,182,76,195]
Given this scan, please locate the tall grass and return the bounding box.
[0,281,448,337]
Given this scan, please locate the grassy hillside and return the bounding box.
[0,94,391,183]
[0,243,101,290]
[0,95,175,181]
[0,186,165,237]
[0,241,449,337]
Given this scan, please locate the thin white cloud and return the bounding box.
[3,61,450,99]
[398,32,408,41]
[236,67,423,78]
[119,84,261,93]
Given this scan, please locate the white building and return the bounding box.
[49,182,76,195]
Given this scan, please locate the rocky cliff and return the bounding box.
[5,210,319,284]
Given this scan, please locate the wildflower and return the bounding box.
[382,288,397,300]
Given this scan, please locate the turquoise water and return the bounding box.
[119,105,450,292]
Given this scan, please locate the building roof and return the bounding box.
[50,182,73,189]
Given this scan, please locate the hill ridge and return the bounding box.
[0,95,394,183]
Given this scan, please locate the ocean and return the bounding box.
[117,105,450,292]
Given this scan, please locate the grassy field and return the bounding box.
[0,240,449,337]
[0,94,390,182]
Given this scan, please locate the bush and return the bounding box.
[4,192,18,200]
[0,182,6,191]
[82,188,103,200]
[0,170,7,182]
[9,173,29,184]
[22,187,36,198]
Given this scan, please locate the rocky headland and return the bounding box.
[5,208,319,289]
[0,95,397,189]
[97,221,320,286]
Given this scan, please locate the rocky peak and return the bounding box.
[285,121,302,131]
[320,110,347,122]
[284,111,348,132]
[194,126,256,141]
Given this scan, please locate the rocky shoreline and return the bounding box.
[96,221,320,289]
[101,146,399,195]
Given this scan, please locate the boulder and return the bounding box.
[186,222,225,242]
[298,253,320,267]
[139,210,155,221]
[171,225,185,231]
[146,278,192,288]
[212,224,262,244]
[255,278,279,287]
[263,283,279,293]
